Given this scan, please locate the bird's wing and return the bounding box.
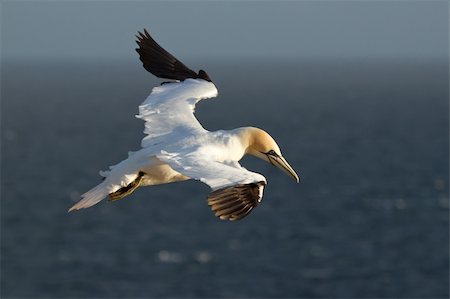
[135,29,211,81]
[157,154,267,221]
[207,181,266,221]
[137,79,218,147]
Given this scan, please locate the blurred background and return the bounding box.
[1,1,448,298]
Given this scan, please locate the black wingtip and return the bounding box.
[197,69,212,82]
[135,28,213,82]
[207,181,265,221]
[143,28,151,38]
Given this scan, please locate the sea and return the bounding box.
[1,58,448,298]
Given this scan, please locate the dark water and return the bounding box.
[1,59,448,298]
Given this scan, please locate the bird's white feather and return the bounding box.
[68,149,159,212]
[68,181,109,212]
[157,154,266,191]
[137,79,218,147]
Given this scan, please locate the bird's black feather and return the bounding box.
[207,181,265,221]
[135,29,212,82]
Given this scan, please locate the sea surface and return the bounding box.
[1,59,449,298]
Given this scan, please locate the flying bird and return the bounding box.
[69,29,299,221]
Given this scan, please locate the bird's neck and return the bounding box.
[235,127,264,158]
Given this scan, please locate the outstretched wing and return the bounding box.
[157,155,267,221]
[137,79,218,147]
[136,29,212,82]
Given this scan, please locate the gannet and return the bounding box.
[69,29,299,221]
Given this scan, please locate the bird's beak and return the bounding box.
[268,155,300,183]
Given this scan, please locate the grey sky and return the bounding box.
[1,1,448,62]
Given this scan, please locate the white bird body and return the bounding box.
[69,29,299,221]
[102,127,260,193]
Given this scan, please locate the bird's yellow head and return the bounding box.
[240,127,300,183]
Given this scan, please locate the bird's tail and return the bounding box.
[68,181,109,212]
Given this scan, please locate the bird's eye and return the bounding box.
[268,150,276,156]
